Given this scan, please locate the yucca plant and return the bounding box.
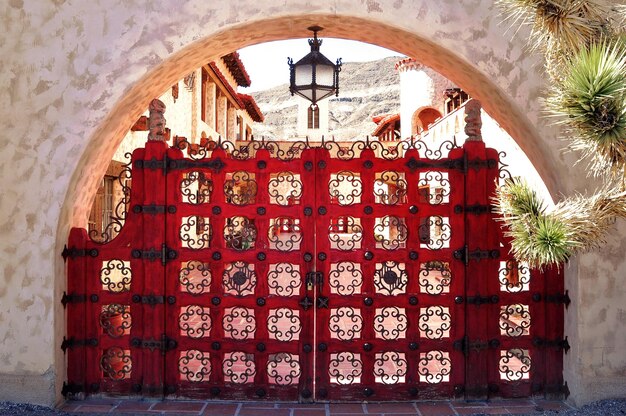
[494,0,626,268]
[548,42,626,176]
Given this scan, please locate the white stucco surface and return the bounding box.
[0,0,624,406]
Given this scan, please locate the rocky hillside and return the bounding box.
[250,56,405,140]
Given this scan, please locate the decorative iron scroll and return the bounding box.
[418,171,451,205]
[498,260,530,293]
[418,216,450,250]
[223,352,256,384]
[419,261,452,295]
[179,261,211,295]
[180,216,212,250]
[173,136,460,162]
[101,347,132,380]
[328,216,362,251]
[224,217,256,251]
[99,304,131,338]
[100,260,132,293]
[418,350,451,384]
[499,349,531,381]
[223,261,257,296]
[329,171,362,205]
[89,154,132,244]
[268,172,302,205]
[268,217,302,252]
[180,171,212,204]
[499,304,531,337]
[179,305,212,339]
[223,307,256,340]
[179,350,211,382]
[267,308,301,341]
[267,353,301,386]
[329,307,363,341]
[267,263,301,297]
[419,306,451,340]
[374,171,407,205]
[374,261,408,295]
[374,352,407,385]
[374,216,408,250]
[329,352,363,385]
[224,171,257,205]
[329,262,362,295]
[374,307,408,340]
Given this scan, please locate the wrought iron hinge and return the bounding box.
[62,245,99,262]
[465,294,500,306]
[61,382,84,397]
[131,334,177,355]
[131,294,176,306]
[454,204,493,215]
[546,291,571,308]
[61,292,86,308]
[533,336,570,353]
[167,157,225,173]
[454,246,500,266]
[131,243,178,266]
[134,156,168,172]
[454,335,500,356]
[132,204,177,215]
[61,336,98,352]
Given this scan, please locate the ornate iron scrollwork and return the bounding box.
[99,304,131,338]
[329,307,363,340]
[419,261,452,295]
[418,351,451,384]
[374,352,407,385]
[268,171,302,206]
[329,262,362,295]
[100,259,132,293]
[267,263,301,297]
[499,348,531,381]
[267,308,301,341]
[499,304,531,337]
[418,171,450,205]
[374,261,408,295]
[223,261,257,296]
[329,171,362,205]
[224,171,257,205]
[329,352,362,385]
[180,216,212,250]
[178,349,211,382]
[374,307,408,340]
[224,217,256,251]
[179,305,211,339]
[222,352,256,384]
[374,171,407,205]
[179,261,211,295]
[267,353,301,386]
[268,217,302,251]
[419,306,451,340]
[419,216,450,250]
[328,216,362,251]
[100,347,132,380]
[223,307,256,340]
[374,216,408,250]
[180,171,212,204]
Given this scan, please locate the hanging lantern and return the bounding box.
[288,26,342,107]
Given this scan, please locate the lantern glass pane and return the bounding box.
[295,64,313,85]
[316,64,334,86]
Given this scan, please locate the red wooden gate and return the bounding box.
[62,136,568,401]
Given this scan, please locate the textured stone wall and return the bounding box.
[0,0,623,406]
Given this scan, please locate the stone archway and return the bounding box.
[11,1,624,408]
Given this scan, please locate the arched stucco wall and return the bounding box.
[0,0,624,407]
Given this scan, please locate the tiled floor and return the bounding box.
[61,398,574,415]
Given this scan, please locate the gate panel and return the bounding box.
[163,145,314,400]
[314,143,466,401]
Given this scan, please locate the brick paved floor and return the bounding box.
[61,398,574,415]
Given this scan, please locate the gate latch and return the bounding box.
[305,272,323,290]
[131,244,178,266]
[131,334,177,355]
[453,335,500,356]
